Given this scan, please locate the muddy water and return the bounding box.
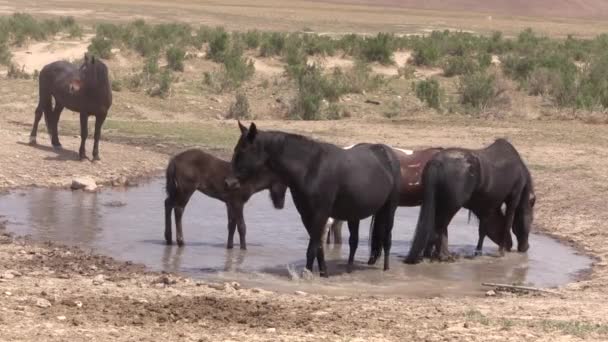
[0,178,591,297]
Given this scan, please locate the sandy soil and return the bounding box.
[2,2,608,341]
[10,35,93,73]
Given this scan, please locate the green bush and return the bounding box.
[243,30,261,49]
[148,70,173,98]
[414,78,441,110]
[412,42,440,66]
[166,46,185,71]
[443,55,478,77]
[7,64,30,79]
[358,33,394,64]
[87,36,113,59]
[459,71,504,111]
[227,91,251,119]
[577,54,608,109]
[143,54,159,75]
[207,28,229,62]
[111,79,123,92]
[290,64,325,120]
[0,41,11,65]
[221,44,255,89]
[260,32,286,57]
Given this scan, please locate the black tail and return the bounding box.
[164,158,178,244]
[405,160,440,264]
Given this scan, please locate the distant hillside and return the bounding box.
[316,0,608,19]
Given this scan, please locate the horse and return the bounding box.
[164,148,287,249]
[229,121,401,277]
[30,53,112,161]
[404,138,535,264]
[325,145,443,244]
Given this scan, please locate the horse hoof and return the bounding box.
[52,144,62,151]
[319,272,329,278]
[93,155,101,161]
[226,244,234,249]
[165,240,173,246]
[403,257,420,265]
[29,137,37,145]
[177,240,184,247]
[367,257,377,265]
[474,250,482,257]
[240,246,247,251]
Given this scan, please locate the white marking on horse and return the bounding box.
[343,144,357,150]
[407,163,421,168]
[394,148,413,155]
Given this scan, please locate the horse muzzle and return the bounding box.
[517,241,530,253]
[224,176,241,190]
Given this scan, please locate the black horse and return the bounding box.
[30,53,112,161]
[229,122,401,277]
[164,148,287,249]
[405,138,535,264]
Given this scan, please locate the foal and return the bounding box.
[164,148,287,249]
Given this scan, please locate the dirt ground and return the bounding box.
[3,2,608,341]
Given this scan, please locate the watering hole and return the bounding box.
[0,178,591,297]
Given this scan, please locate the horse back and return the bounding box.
[169,149,230,199]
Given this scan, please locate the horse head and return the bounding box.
[231,121,268,182]
[513,186,536,252]
[80,53,109,93]
[268,179,287,209]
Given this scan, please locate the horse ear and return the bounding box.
[238,120,248,135]
[247,122,257,142]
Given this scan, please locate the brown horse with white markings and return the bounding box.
[326,145,443,244]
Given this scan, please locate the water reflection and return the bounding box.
[0,178,592,297]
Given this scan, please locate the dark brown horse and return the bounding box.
[326,146,443,244]
[405,139,535,264]
[30,53,112,161]
[164,148,287,249]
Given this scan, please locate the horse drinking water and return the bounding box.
[229,122,401,277]
[30,53,112,161]
[405,138,535,264]
[164,148,287,249]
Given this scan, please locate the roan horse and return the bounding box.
[164,148,287,249]
[30,53,112,161]
[325,145,443,244]
[405,138,535,264]
[229,122,401,277]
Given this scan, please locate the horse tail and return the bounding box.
[405,159,440,264]
[368,213,376,249]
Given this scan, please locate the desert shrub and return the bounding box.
[443,55,478,77]
[527,67,559,96]
[398,64,416,79]
[477,52,492,69]
[577,54,608,109]
[87,36,113,59]
[207,27,229,62]
[143,54,159,75]
[414,78,441,110]
[326,62,384,96]
[260,32,286,57]
[458,71,506,111]
[7,64,30,79]
[0,41,11,65]
[68,24,83,39]
[411,42,440,66]
[325,103,350,120]
[227,91,251,119]
[337,33,362,56]
[290,64,325,120]
[243,29,261,49]
[284,39,307,79]
[383,100,402,118]
[358,32,394,64]
[111,79,123,92]
[148,70,173,98]
[221,44,255,89]
[166,46,185,71]
[501,54,535,81]
[302,34,336,56]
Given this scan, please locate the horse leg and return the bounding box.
[174,189,194,247]
[332,220,343,244]
[501,191,523,256]
[346,220,359,273]
[92,113,107,161]
[30,104,46,145]
[234,203,247,250]
[303,213,329,277]
[50,104,64,149]
[79,112,89,160]
[435,208,458,262]
[164,197,174,245]
[475,217,486,256]
[382,209,396,271]
[226,204,237,249]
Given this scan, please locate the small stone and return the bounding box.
[294,291,307,296]
[71,177,97,192]
[464,322,470,328]
[92,274,105,285]
[485,290,496,297]
[89,265,98,271]
[229,282,241,290]
[57,316,67,321]
[35,298,52,308]
[265,328,276,333]
[4,291,11,296]
[1,272,14,280]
